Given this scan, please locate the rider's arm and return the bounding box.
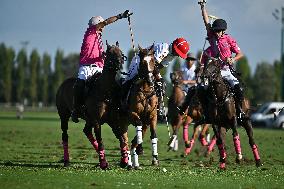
[226,36,244,64]
[200,3,211,33]
[96,10,129,31]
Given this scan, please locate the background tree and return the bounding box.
[250,62,276,105]
[2,45,15,104]
[62,53,79,78]
[29,49,40,106]
[0,43,6,102]
[235,56,253,99]
[273,60,282,101]
[51,49,64,104]
[15,48,28,103]
[41,53,51,106]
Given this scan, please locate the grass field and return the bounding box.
[0,111,284,189]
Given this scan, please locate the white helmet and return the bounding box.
[88,16,104,26]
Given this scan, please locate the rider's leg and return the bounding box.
[233,84,245,119]
[221,68,244,119]
[71,78,85,123]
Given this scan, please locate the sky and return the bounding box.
[0,0,283,74]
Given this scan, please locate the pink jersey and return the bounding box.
[79,25,104,68]
[202,30,241,64]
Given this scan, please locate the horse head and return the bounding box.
[170,71,183,86]
[137,44,155,86]
[202,60,223,87]
[104,40,126,72]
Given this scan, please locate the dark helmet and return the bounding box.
[212,19,227,31]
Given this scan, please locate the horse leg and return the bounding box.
[199,124,209,146]
[93,123,108,170]
[136,126,147,155]
[184,124,198,156]
[146,120,158,166]
[83,123,99,152]
[232,120,243,164]
[207,134,217,156]
[118,125,130,168]
[60,117,70,167]
[130,115,143,169]
[242,118,262,167]
[168,115,182,151]
[216,126,227,170]
[182,115,192,146]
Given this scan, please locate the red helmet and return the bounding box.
[172,38,189,59]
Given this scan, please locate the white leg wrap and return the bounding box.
[136,126,143,144]
[151,138,158,156]
[127,151,132,166]
[169,135,177,148]
[206,133,211,143]
[237,153,243,160]
[173,139,178,151]
[131,148,139,167]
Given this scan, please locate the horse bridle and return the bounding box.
[103,47,126,72]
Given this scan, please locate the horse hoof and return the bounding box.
[99,160,109,170]
[134,166,142,170]
[127,165,133,170]
[235,154,242,164]
[255,159,263,167]
[219,162,226,170]
[152,160,159,166]
[64,161,70,167]
[120,160,128,168]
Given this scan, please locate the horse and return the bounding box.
[56,41,127,169]
[124,45,159,169]
[167,71,210,155]
[201,59,262,169]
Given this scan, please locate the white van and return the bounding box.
[272,107,284,129]
[250,102,284,128]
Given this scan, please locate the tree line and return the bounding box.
[0,42,282,107]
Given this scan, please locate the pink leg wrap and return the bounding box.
[207,136,216,154]
[183,124,189,142]
[121,146,128,163]
[86,134,99,152]
[199,135,208,146]
[184,139,195,155]
[233,134,242,155]
[252,144,260,160]
[217,143,227,160]
[62,141,69,161]
[219,162,226,169]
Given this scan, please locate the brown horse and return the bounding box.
[124,45,159,169]
[202,60,262,169]
[56,42,127,169]
[167,71,210,155]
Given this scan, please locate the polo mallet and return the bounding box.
[199,14,219,63]
[127,12,135,54]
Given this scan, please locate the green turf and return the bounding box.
[0,111,283,189]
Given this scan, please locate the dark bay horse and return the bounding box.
[56,42,127,169]
[125,45,159,169]
[202,60,262,169]
[167,71,210,155]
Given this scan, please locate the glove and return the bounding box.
[198,0,206,6]
[117,10,130,19]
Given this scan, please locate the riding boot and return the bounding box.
[233,84,245,121]
[71,78,85,123]
[179,86,196,115]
